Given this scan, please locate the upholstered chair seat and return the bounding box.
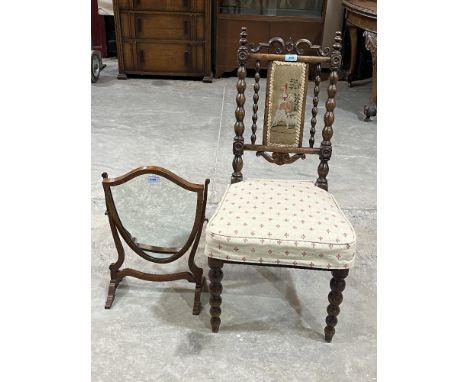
[205,179,355,269]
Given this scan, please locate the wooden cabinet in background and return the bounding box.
[214,0,328,77]
[113,0,212,82]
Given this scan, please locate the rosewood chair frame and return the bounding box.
[208,28,349,342]
[102,166,209,315]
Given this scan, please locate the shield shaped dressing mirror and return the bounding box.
[102,166,209,314]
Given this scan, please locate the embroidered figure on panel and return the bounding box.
[264,61,308,148]
[272,83,296,129]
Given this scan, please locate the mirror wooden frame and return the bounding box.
[101,166,209,315]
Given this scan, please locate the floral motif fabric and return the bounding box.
[205,179,356,269]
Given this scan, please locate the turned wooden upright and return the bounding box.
[316,35,341,191]
[231,27,248,184]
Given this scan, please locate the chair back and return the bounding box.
[231,27,342,191]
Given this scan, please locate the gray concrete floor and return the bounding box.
[92,58,376,382]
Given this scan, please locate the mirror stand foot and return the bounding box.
[192,276,205,315]
[105,278,121,309]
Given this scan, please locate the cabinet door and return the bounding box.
[132,0,204,12]
[121,42,136,71]
[216,19,269,70]
[116,0,131,9]
[131,14,205,40]
[269,20,323,46]
[135,43,204,73]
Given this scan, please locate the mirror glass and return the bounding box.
[219,0,323,17]
[110,174,198,260]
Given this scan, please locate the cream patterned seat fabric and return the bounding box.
[205,179,356,269]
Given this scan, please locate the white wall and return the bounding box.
[98,0,113,15]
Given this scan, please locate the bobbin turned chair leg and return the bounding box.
[324,269,349,342]
[208,257,224,333]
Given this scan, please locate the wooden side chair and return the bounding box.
[204,28,356,342]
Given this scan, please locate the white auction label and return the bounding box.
[285,54,298,62]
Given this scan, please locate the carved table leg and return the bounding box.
[346,23,358,87]
[324,269,349,342]
[105,278,121,309]
[208,258,224,333]
[363,31,377,121]
[192,276,205,315]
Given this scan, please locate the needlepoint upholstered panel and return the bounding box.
[263,61,309,148]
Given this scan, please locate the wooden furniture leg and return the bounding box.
[346,23,358,86]
[105,278,121,309]
[363,31,377,121]
[208,257,224,333]
[324,269,349,342]
[203,73,214,83]
[192,276,205,315]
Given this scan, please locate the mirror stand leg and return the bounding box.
[192,275,205,315]
[105,278,121,309]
